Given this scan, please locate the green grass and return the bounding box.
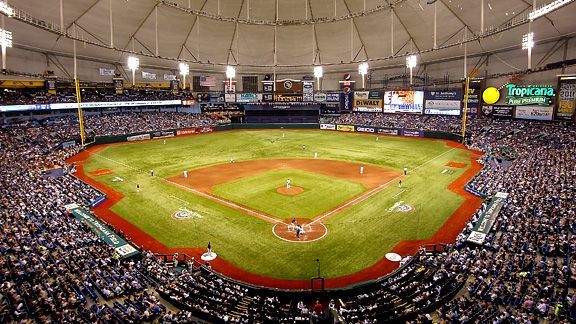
[212,169,366,219]
[82,130,475,280]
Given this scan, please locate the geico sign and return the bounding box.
[356,127,375,133]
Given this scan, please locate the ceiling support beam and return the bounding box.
[392,9,421,52]
[226,0,245,65]
[121,4,158,51]
[65,0,102,33]
[342,0,369,61]
[177,0,209,61]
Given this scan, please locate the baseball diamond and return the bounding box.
[73,129,483,282]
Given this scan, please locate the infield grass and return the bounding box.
[212,169,366,219]
[82,129,476,280]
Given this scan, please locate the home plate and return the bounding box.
[201,252,218,261]
[385,253,402,262]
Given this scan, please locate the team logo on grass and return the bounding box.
[387,201,414,213]
[172,207,203,220]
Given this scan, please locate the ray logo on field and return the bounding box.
[386,201,414,213]
[172,207,203,220]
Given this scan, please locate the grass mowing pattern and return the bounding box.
[83,130,472,279]
[212,169,366,219]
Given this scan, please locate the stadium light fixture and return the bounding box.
[528,0,573,21]
[226,65,236,92]
[0,28,12,70]
[314,66,323,91]
[406,55,417,85]
[127,56,139,86]
[179,62,189,90]
[358,62,368,89]
[0,2,14,17]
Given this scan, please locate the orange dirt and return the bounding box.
[446,162,467,168]
[168,158,399,193]
[89,169,113,176]
[276,186,304,195]
[273,218,327,242]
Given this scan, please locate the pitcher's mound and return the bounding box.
[276,186,304,195]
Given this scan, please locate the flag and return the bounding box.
[199,76,216,87]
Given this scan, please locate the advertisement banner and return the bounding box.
[274,94,303,102]
[464,79,483,117]
[66,204,139,258]
[314,93,327,102]
[377,128,400,136]
[151,131,175,139]
[555,76,576,121]
[99,68,115,76]
[50,100,182,110]
[340,91,353,111]
[176,128,197,136]
[237,93,262,103]
[142,71,156,80]
[198,127,215,133]
[355,126,376,133]
[326,93,340,102]
[401,130,424,137]
[336,124,355,132]
[164,74,177,81]
[320,123,336,130]
[514,105,554,121]
[303,81,314,102]
[383,91,424,113]
[467,192,508,245]
[114,78,124,94]
[225,93,236,102]
[481,105,514,118]
[505,83,555,106]
[127,134,151,141]
[424,90,462,116]
[354,91,383,112]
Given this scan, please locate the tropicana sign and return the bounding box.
[505,83,555,106]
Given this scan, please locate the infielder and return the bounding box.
[286,179,291,189]
[360,165,364,174]
[183,170,188,178]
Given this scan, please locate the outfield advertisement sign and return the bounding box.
[176,128,198,136]
[401,130,424,137]
[320,123,336,130]
[151,131,175,139]
[354,91,383,112]
[467,192,508,245]
[424,90,462,116]
[340,91,354,111]
[464,79,483,117]
[377,128,400,136]
[65,204,139,258]
[481,105,514,118]
[127,134,151,141]
[236,93,262,103]
[355,126,376,133]
[336,124,355,132]
[383,91,424,113]
[505,84,555,106]
[514,105,554,121]
[555,76,576,121]
[0,100,184,112]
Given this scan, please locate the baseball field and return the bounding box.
[71,129,483,288]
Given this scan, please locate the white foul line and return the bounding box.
[309,143,463,225]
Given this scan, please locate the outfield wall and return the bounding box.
[76,123,462,147]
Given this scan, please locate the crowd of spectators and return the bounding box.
[321,112,463,133]
[1,110,574,323]
[0,87,192,105]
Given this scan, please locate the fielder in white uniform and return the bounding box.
[286,179,291,189]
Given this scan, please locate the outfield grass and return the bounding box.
[82,130,474,279]
[212,169,366,219]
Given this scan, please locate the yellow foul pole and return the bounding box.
[461,77,470,144]
[75,79,85,146]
